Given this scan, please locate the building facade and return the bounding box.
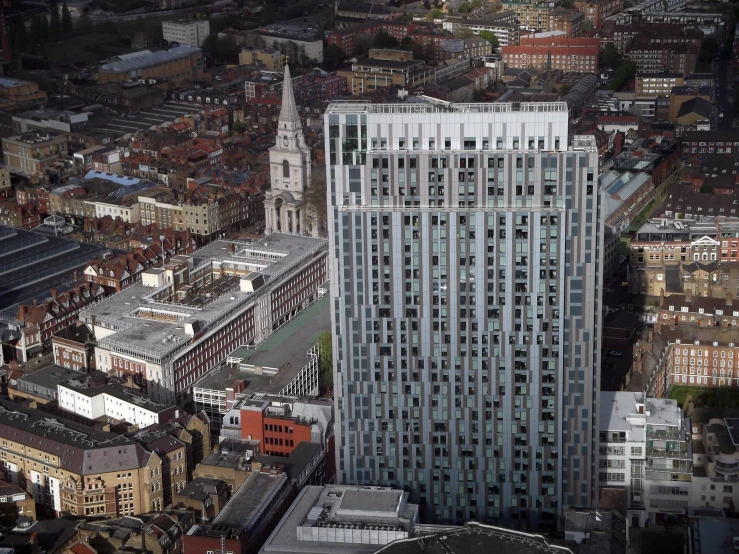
[325,99,603,528]
[502,37,599,73]
[265,66,320,237]
[162,20,211,48]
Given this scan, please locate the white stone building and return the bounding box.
[162,19,211,48]
[600,392,692,527]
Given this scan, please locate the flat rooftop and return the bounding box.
[81,233,326,361]
[212,471,288,530]
[195,295,328,394]
[97,102,204,137]
[100,46,201,73]
[325,99,569,115]
[261,486,417,554]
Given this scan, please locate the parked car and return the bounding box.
[608,350,623,357]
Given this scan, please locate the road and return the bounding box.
[80,0,235,23]
[714,48,734,129]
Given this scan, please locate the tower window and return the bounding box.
[283,160,290,178]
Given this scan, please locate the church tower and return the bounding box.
[265,65,317,236]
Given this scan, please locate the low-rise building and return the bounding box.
[337,49,435,95]
[194,296,329,436]
[442,12,521,46]
[174,477,229,522]
[549,8,585,37]
[183,468,294,554]
[239,48,286,71]
[163,20,211,48]
[574,0,624,28]
[258,23,324,64]
[259,485,419,554]
[80,234,328,404]
[0,482,36,525]
[52,321,95,371]
[0,399,165,517]
[99,47,204,86]
[625,41,699,76]
[2,131,69,178]
[0,78,47,112]
[635,73,684,96]
[502,37,599,72]
[440,37,492,60]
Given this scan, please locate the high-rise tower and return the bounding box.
[325,99,603,529]
[266,65,319,236]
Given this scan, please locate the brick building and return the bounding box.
[625,41,699,76]
[52,321,95,371]
[80,234,328,404]
[574,0,624,28]
[502,37,599,72]
[549,8,585,37]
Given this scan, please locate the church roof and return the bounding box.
[280,65,301,126]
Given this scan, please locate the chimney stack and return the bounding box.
[51,289,57,299]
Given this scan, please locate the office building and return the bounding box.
[80,233,327,403]
[325,98,602,527]
[2,131,69,178]
[162,20,211,48]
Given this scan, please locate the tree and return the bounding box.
[77,11,93,33]
[583,20,594,31]
[458,1,472,13]
[479,30,499,48]
[374,29,399,49]
[353,33,373,56]
[41,16,50,42]
[608,60,636,91]
[61,2,73,34]
[232,120,245,134]
[317,330,333,391]
[399,36,414,51]
[427,7,443,19]
[102,20,118,35]
[471,0,482,6]
[604,42,622,69]
[456,27,474,39]
[323,43,345,60]
[561,0,574,7]
[559,83,572,96]
[49,2,61,40]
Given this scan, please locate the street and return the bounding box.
[715,48,734,129]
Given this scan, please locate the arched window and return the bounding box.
[283,160,290,178]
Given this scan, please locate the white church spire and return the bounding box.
[279,64,301,128]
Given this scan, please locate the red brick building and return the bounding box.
[574,0,624,28]
[549,8,585,37]
[52,321,96,371]
[502,37,599,72]
[327,22,452,62]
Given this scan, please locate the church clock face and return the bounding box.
[283,135,289,147]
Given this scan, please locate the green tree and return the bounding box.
[30,14,41,43]
[77,11,92,33]
[456,27,474,39]
[427,7,443,19]
[458,1,472,13]
[583,20,594,31]
[353,33,373,56]
[399,36,414,51]
[608,60,636,91]
[49,2,61,40]
[604,42,622,69]
[323,43,345,60]
[561,0,574,7]
[471,0,482,6]
[317,330,333,391]
[61,2,73,34]
[232,120,245,134]
[374,29,399,49]
[478,30,499,48]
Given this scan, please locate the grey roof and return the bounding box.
[0,399,151,475]
[0,519,80,554]
[0,225,111,314]
[82,233,327,361]
[691,518,739,554]
[100,46,201,74]
[254,441,322,484]
[177,476,227,501]
[213,471,289,531]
